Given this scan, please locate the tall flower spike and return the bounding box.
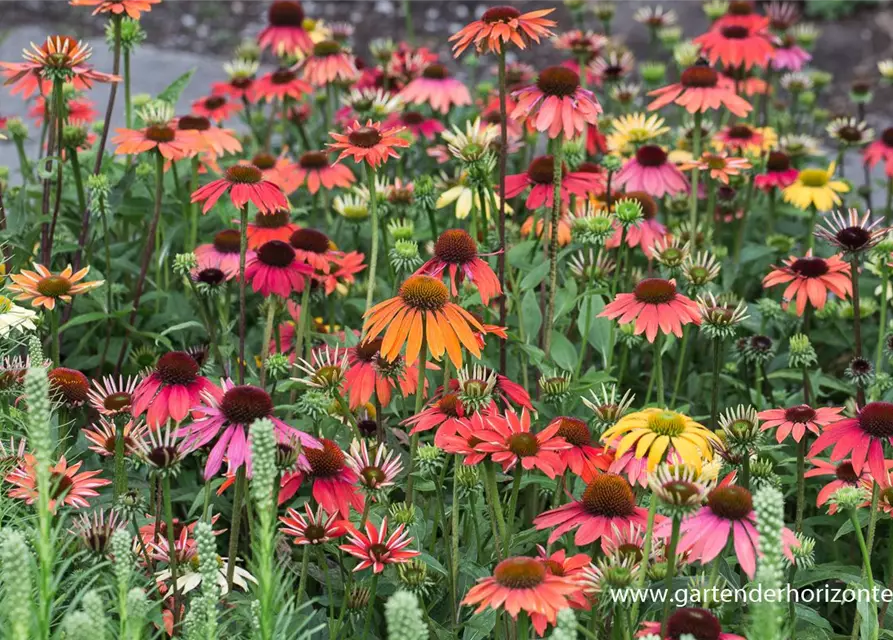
[385,590,428,640]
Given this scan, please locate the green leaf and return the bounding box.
[519,259,549,291]
[550,331,576,372]
[520,290,542,342]
[507,240,537,269]
[159,320,205,338]
[859,590,879,640]
[576,294,612,361]
[157,68,196,105]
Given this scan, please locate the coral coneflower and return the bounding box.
[191,164,289,214]
[810,402,893,482]
[864,127,893,178]
[415,229,501,305]
[293,150,355,194]
[70,0,160,18]
[7,454,110,512]
[462,556,579,636]
[511,66,602,140]
[713,123,776,154]
[695,14,775,70]
[762,251,851,316]
[534,471,651,547]
[782,162,850,212]
[82,417,146,457]
[755,151,798,192]
[47,367,87,407]
[614,145,689,197]
[343,338,425,410]
[449,6,557,56]
[504,155,604,210]
[113,102,193,161]
[176,115,242,159]
[289,228,339,274]
[535,544,592,610]
[195,229,242,275]
[549,416,612,477]
[191,94,241,123]
[474,408,571,479]
[640,607,746,640]
[280,503,346,545]
[279,438,363,516]
[87,374,139,417]
[363,275,484,368]
[805,460,873,515]
[340,517,420,573]
[758,404,845,443]
[399,63,471,114]
[7,263,103,310]
[243,209,300,250]
[131,350,215,427]
[300,40,358,87]
[254,67,312,103]
[258,1,313,55]
[600,278,701,343]
[648,62,752,118]
[404,390,469,437]
[245,240,313,298]
[29,94,96,126]
[328,119,409,169]
[212,59,258,103]
[1,35,119,93]
[681,151,752,185]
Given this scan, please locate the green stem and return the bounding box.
[670,326,690,406]
[296,545,309,603]
[450,457,461,625]
[484,461,509,558]
[259,300,277,389]
[237,204,249,384]
[188,157,200,249]
[806,206,817,252]
[661,516,682,634]
[405,337,428,506]
[850,506,879,640]
[505,466,523,543]
[361,573,380,640]
[576,286,592,377]
[319,547,336,639]
[876,262,890,386]
[294,284,312,362]
[226,466,247,588]
[114,417,127,497]
[162,475,180,630]
[543,137,564,357]
[123,47,132,129]
[655,332,664,406]
[711,338,723,428]
[629,494,658,626]
[688,111,703,234]
[48,306,60,367]
[363,164,379,319]
[68,147,87,219]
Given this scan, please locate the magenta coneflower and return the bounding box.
[131,351,215,427]
[245,240,313,298]
[503,155,603,210]
[389,110,444,140]
[87,374,139,417]
[511,66,602,140]
[257,1,313,55]
[191,164,288,215]
[758,404,845,443]
[192,249,239,286]
[195,229,242,275]
[809,402,893,481]
[300,40,358,86]
[340,517,420,573]
[179,379,320,479]
[614,145,689,197]
[399,63,471,114]
[772,36,811,72]
[755,151,799,192]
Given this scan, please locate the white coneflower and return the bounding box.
[292,347,349,393]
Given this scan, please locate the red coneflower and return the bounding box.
[762,251,851,316]
[503,155,604,210]
[647,62,752,118]
[253,67,313,103]
[600,278,701,343]
[242,209,300,250]
[249,151,301,195]
[293,150,355,194]
[299,40,358,87]
[755,151,799,191]
[191,164,289,214]
[758,404,845,444]
[257,0,313,55]
[640,608,746,640]
[805,460,874,515]
[131,350,215,427]
[340,517,420,573]
[549,417,612,478]
[279,439,363,516]
[810,402,893,482]
[70,0,160,19]
[614,145,689,197]
[280,503,346,545]
[245,240,313,298]
[450,6,557,56]
[289,228,340,273]
[343,338,426,410]
[328,119,410,169]
[474,408,571,479]
[7,454,110,512]
[399,63,471,114]
[694,14,775,70]
[404,390,469,437]
[864,127,893,178]
[191,94,242,123]
[511,66,602,140]
[415,229,501,305]
[28,95,96,126]
[176,115,242,159]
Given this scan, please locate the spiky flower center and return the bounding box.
[257,240,296,267]
[707,486,753,521]
[766,151,791,172]
[434,229,477,264]
[203,95,226,110]
[49,368,89,404]
[750,335,773,352]
[784,404,816,423]
[290,228,330,254]
[661,479,701,504]
[147,445,180,469]
[271,69,298,85]
[527,155,557,184]
[859,402,893,438]
[704,154,728,171]
[268,0,304,26]
[680,65,718,88]
[303,523,327,542]
[493,557,546,589]
[313,40,341,57]
[721,25,750,39]
[398,275,449,311]
[555,417,591,447]
[666,607,722,640]
[254,209,290,228]
[360,466,386,487]
[299,151,329,169]
[835,462,859,483]
[36,275,72,297]
[882,127,893,147]
[790,257,829,278]
[213,229,241,254]
[226,165,263,184]
[727,125,754,140]
[356,338,382,362]
[401,111,425,125]
[507,433,539,457]
[542,559,565,576]
[422,64,448,80]
[633,278,676,304]
[104,392,132,412]
[634,145,667,167]
[250,153,275,171]
[837,125,863,142]
[582,473,636,517]
[145,125,176,143]
[797,168,829,188]
[348,126,382,148]
[178,115,211,131]
[646,410,687,436]
[437,393,461,417]
[306,439,345,476]
[481,6,522,23]
[536,66,580,97]
[156,351,199,385]
[836,226,872,251]
[50,472,75,500]
[220,385,273,425]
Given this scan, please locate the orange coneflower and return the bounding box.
[242,209,300,250]
[7,454,110,512]
[599,278,701,343]
[191,164,289,214]
[175,115,242,159]
[679,151,752,185]
[253,67,312,103]
[328,119,410,169]
[113,102,195,161]
[694,14,775,70]
[762,251,851,316]
[449,6,556,56]
[7,263,103,310]
[647,62,752,118]
[70,0,160,19]
[1,35,119,94]
[362,275,484,368]
[299,40,358,87]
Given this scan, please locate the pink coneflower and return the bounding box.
[762,251,851,316]
[87,374,139,417]
[293,150,355,194]
[179,379,320,479]
[7,454,110,513]
[176,115,242,159]
[658,485,797,578]
[343,338,424,410]
[191,94,241,123]
[340,517,420,573]
[605,192,667,258]
[758,404,845,443]
[415,229,501,305]
[590,50,636,84]
[82,417,147,457]
[243,209,300,250]
[511,66,602,140]
[131,351,215,427]
[810,402,893,482]
[474,408,570,479]
[399,63,471,114]
[534,472,651,547]
[548,417,612,478]
[195,229,242,274]
[553,29,608,66]
[254,67,312,103]
[279,439,363,516]
[772,36,811,71]
[328,120,410,169]
[280,503,346,545]
[805,460,873,515]
[449,6,556,56]
[504,155,604,210]
[755,151,799,191]
[864,128,893,178]
[300,40,358,86]
[388,110,444,140]
[191,164,289,215]
[257,1,313,55]
[640,608,746,640]
[245,240,313,298]
[600,278,701,343]
[614,145,689,197]
[647,63,752,118]
[345,439,403,494]
[694,14,775,70]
